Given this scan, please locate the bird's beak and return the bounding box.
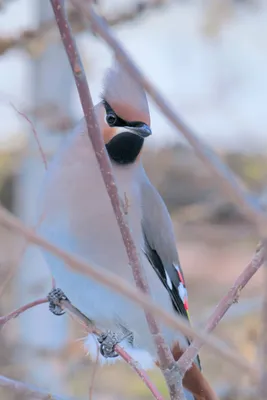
[125,123,152,138]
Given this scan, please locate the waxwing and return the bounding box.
[37,61,216,400]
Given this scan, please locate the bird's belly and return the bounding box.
[39,181,145,323]
[37,137,186,357]
[41,214,186,359]
[39,202,185,357]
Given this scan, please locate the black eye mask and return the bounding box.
[103,100,147,129]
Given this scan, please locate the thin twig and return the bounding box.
[0,260,22,299]
[0,374,72,400]
[50,1,182,398]
[88,344,100,400]
[259,244,267,399]
[0,211,48,299]
[115,346,165,400]
[0,126,48,299]
[11,103,48,170]
[71,0,267,235]
[63,300,165,400]
[0,297,48,328]
[0,104,51,296]
[178,242,266,377]
[0,204,257,378]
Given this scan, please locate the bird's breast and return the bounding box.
[37,130,186,358]
[38,128,143,275]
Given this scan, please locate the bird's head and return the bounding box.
[97,61,152,165]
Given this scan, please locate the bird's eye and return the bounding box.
[106,112,117,126]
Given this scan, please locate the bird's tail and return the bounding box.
[182,361,218,400]
[172,342,218,400]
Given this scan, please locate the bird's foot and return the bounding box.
[97,327,134,359]
[47,288,69,316]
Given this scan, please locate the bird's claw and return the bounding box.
[47,288,69,316]
[97,327,134,359]
[97,330,120,358]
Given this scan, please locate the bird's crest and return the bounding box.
[102,60,150,126]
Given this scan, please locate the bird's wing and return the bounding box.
[140,174,201,369]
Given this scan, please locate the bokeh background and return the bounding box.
[0,0,266,399]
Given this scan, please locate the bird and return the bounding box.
[37,61,217,400]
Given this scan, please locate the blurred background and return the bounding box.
[0,0,266,399]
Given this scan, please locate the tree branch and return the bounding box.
[0,374,72,400]
[259,245,267,399]
[61,299,165,400]
[50,1,182,398]
[0,298,48,328]
[0,104,49,298]
[71,0,267,235]
[0,292,164,400]
[177,242,266,376]
[2,0,265,398]
[0,1,172,57]
[0,204,257,378]
[11,103,48,170]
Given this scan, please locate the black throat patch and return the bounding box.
[106,131,144,165]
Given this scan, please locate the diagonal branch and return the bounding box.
[259,245,267,399]
[177,242,266,376]
[11,103,48,170]
[70,0,267,235]
[61,299,165,400]
[0,374,72,400]
[0,298,48,328]
[50,1,182,398]
[0,204,257,378]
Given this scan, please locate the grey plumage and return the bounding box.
[36,62,216,400]
[141,178,188,315]
[37,118,189,359]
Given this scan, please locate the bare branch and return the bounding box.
[71,0,267,234]
[0,374,73,400]
[0,297,48,328]
[11,103,48,170]
[2,0,264,397]
[259,246,267,399]
[50,1,182,398]
[0,195,48,300]
[178,242,266,376]
[0,102,49,297]
[26,102,75,133]
[0,294,163,400]
[61,299,165,400]
[0,1,172,57]
[0,204,257,378]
